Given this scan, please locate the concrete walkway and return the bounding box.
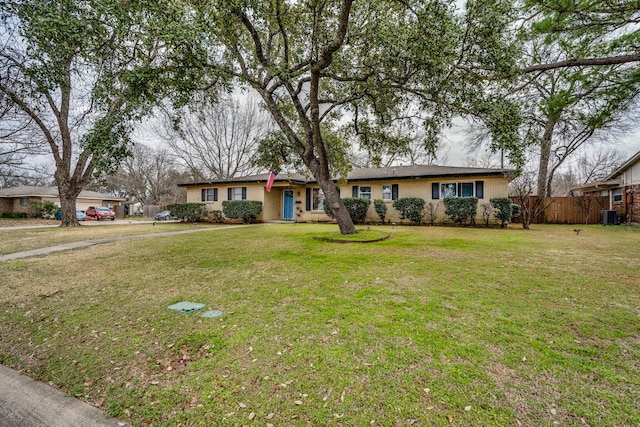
[0,223,261,425]
[0,364,130,427]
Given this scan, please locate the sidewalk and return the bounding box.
[0,364,130,427]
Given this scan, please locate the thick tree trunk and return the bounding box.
[318,176,357,235]
[537,120,555,198]
[308,160,357,234]
[56,179,82,227]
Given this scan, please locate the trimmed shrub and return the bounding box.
[2,212,28,219]
[222,200,263,224]
[29,200,58,218]
[323,197,371,224]
[393,197,425,224]
[490,198,514,228]
[373,199,387,224]
[167,203,207,222]
[511,204,521,218]
[443,197,478,225]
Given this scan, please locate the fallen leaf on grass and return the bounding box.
[447,414,453,423]
[294,400,303,405]
[266,413,274,419]
[248,412,255,420]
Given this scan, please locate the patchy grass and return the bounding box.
[0,224,639,426]
[0,222,223,255]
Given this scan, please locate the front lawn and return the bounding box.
[0,224,638,426]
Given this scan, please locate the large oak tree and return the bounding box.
[0,0,198,225]
[183,0,521,234]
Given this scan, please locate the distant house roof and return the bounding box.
[0,186,125,201]
[571,150,640,192]
[606,150,640,180]
[178,165,515,187]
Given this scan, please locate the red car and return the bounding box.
[85,206,116,220]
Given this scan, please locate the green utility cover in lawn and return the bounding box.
[167,301,206,313]
[201,310,223,318]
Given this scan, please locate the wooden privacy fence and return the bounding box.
[510,195,610,225]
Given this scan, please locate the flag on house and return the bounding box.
[265,170,278,192]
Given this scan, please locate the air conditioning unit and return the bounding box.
[600,210,618,225]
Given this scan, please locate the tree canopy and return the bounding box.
[0,0,201,225]
[178,0,522,233]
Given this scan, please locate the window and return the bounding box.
[382,185,392,200]
[441,183,457,198]
[358,186,372,200]
[434,181,484,199]
[312,188,325,211]
[227,187,247,200]
[460,182,474,197]
[381,184,399,200]
[233,187,243,200]
[613,187,623,203]
[201,188,218,202]
[20,198,29,206]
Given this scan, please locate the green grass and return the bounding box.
[0,224,638,426]
[0,222,223,255]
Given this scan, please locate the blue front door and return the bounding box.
[283,190,294,220]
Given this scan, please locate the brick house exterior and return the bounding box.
[0,186,125,216]
[572,150,640,224]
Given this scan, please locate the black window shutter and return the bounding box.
[475,181,484,199]
[306,188,311,211]
[432,183,439,199]
[457,182,462,196]
[337,187,341,196]
[201,189,205,202]
[227,188,232,200]
[392,184,399,200]
[352,186,358,197]
[242,187,247,200]
[213,188,218,201]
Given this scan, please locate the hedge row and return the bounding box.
[1,212,28,219]
[324,196,519,226]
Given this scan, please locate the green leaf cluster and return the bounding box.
[392,197,426,225]
[490,197,515,228]
[373,199,388,224]
[323,197,370,224]
[28,200,58,218]
[443,197,479,225]
[222,200,263,224]
[167,203,206,222]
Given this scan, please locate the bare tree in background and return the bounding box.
[575,148,627,184]
[349,124,451,168]
[157,96,272,180]
[465,151,502,169]
[551,147,627,195]
[566,147,626,224]
[0,97,50,187]
[510,169,553,229]
[90,143,186,208]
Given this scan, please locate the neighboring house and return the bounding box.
[178,165,515,223]
[0,186,125,215]
[572,150,640,224]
